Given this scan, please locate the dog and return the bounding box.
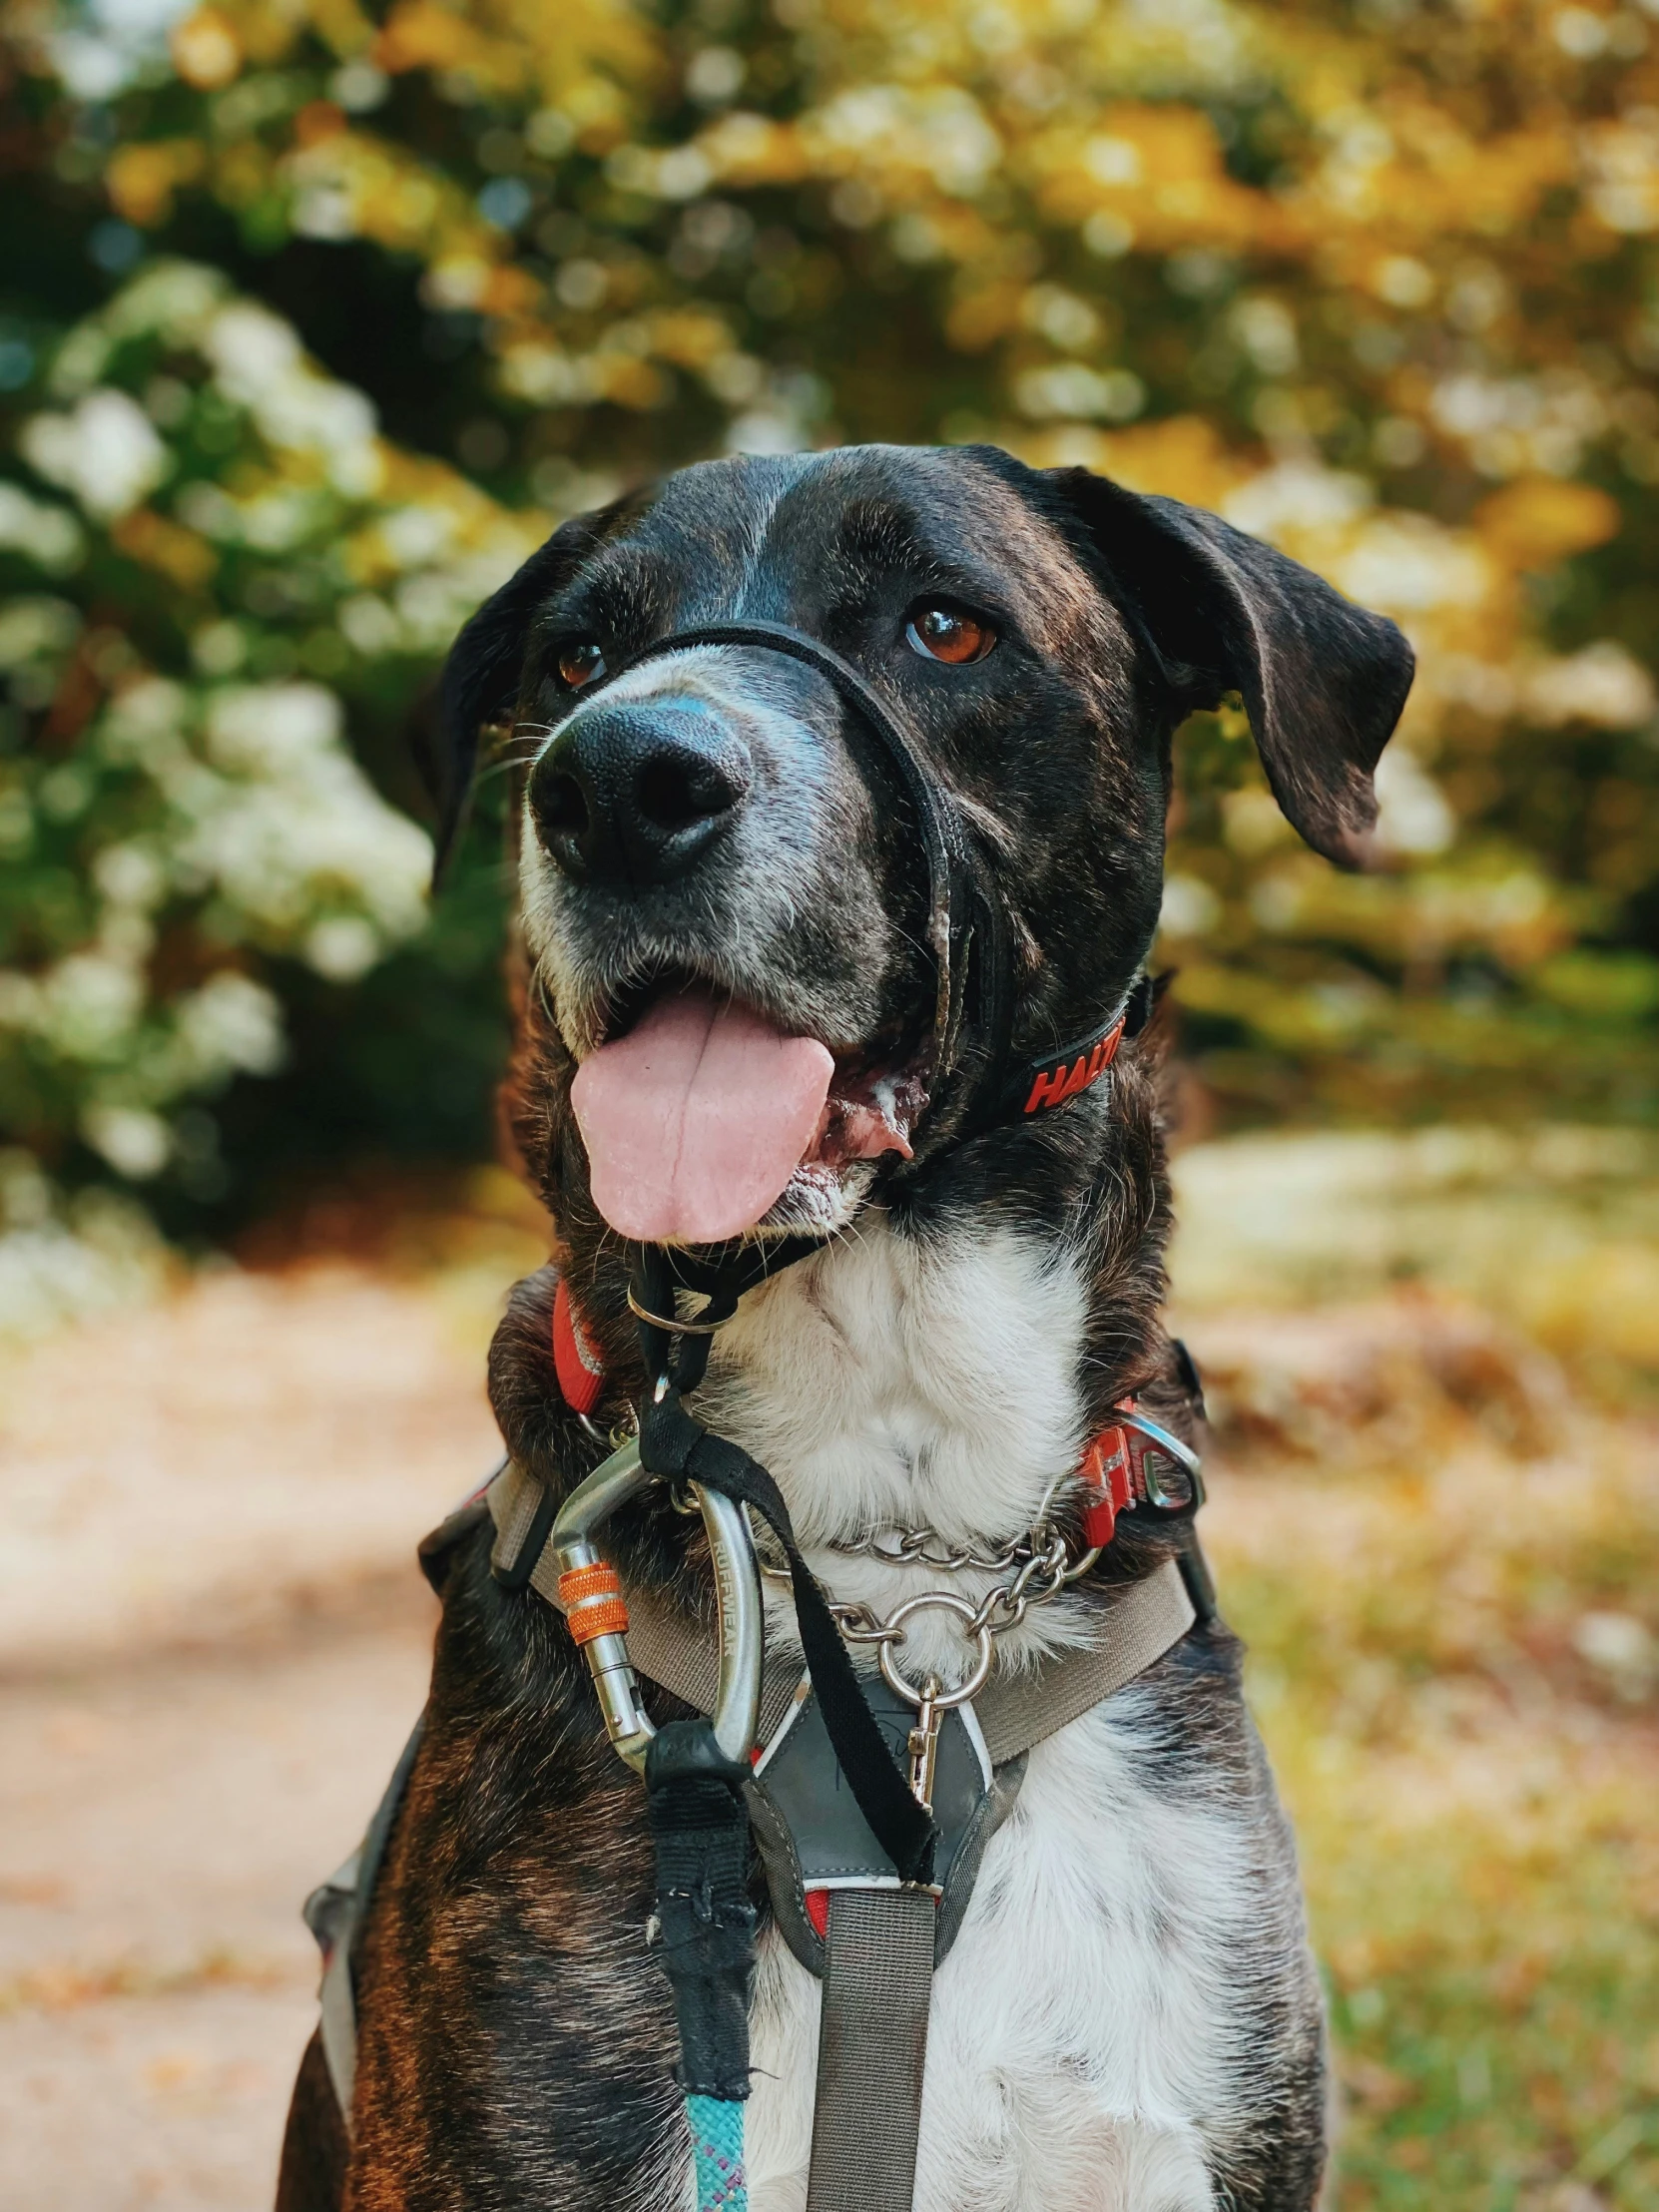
[276,442,1411,2212]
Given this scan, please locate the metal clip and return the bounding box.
[905,1676,944,1813]
[549,1435,764,1776]
[876,1588,993,1823]
[1119,1408,1205,1510]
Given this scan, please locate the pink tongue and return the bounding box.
[571,992,834,1243]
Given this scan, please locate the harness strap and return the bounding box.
[809,1889,936,2212]
[639,1384,937,1886]
[803,1566,1197,2212]
[486,1459,1197,1771]
[975,1561,1196,1764]
[315,1885,358,2122]
[303,1712,426,2134]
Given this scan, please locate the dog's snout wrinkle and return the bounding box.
[530,698,752,886]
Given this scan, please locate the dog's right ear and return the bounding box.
[419,512,605,882]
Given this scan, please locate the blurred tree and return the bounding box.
[3,0,1658,1304]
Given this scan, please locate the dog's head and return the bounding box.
[434,445,1411,1245]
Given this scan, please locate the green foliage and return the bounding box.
[3,0,1659,1299]
[0,238,541,1263]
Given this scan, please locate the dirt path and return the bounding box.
[0,1266,498,2212]
[0,1605,434,2210]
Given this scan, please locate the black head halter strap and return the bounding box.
[549,611,1165,1179]
[613,619,989,1078]
[598,618,1159,1137]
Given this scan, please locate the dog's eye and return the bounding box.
[557,640,607,690]
[905,605,995,666]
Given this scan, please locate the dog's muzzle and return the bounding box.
[540,619,1001,1095]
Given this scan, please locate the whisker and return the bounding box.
[474,758,537,789]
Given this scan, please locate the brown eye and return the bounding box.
[905,605,994,665]
[557,640,607,689]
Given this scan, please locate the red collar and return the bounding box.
[1016,1009,1126,1118]
[552,1278,606,1415]
[1077,1403,1203,1543]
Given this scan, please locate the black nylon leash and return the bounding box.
[639,1382,935,1886]
[643,1721,758,2101]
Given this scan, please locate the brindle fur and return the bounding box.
[277,444,1410,2211]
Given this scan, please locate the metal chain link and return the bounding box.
[798,1500,1103,1697]
[831,1526,1037,1575]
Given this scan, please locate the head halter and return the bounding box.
[585,618,1153,1137]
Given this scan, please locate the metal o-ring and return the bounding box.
[876,1590,995,1709]
[626,1287,727,1336]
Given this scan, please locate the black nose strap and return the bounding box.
[602,619,974,1070]
[568,615,1152,1133]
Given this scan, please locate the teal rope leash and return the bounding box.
[644,1723,757,2212]
[687,2092,748,2211]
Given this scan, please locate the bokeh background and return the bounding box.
[0,1,1656,2207]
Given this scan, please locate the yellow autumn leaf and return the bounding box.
[1474,479,1623,570]
[110,510,219,592]
[170,9,242,91]
[108,142,208,229]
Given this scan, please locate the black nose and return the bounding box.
[528,701,751,885]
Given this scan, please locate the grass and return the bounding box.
[1173,1132,1659,2211]
[1216,1437,1658,2210]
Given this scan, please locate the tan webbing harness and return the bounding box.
[487,1456,1195,1769]
[491,1457,1196,2212]
[307,1453,1197,2212]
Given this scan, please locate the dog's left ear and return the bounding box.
[418,510,608,880]
[1045,467,1414,868]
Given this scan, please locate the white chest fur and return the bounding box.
[691,1218,1274,2212]
[701,1215,1098,1681]
[704,1213,1089,1558]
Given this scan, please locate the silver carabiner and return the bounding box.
[549,1436,764,1776]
